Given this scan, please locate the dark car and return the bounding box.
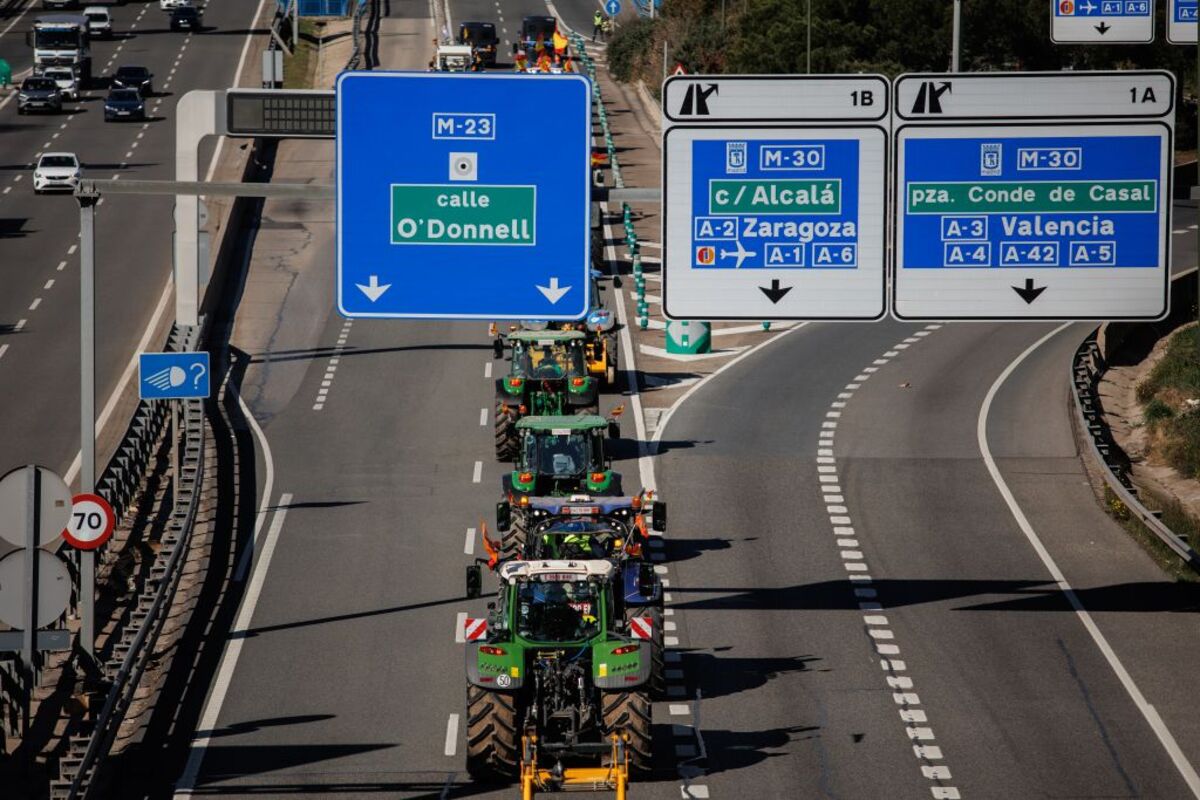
[169,6,200,30]
[457,21,498,66]
[112,65,153,96]
[520,15,556,47]
[104,87,145,121]
[17,77,63,115]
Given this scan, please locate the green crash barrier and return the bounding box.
[666,321,713,355]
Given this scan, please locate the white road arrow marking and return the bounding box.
[536,277,572,304]
[356,275,391,302]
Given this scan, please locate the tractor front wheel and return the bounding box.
[466,683,521,783]
[601,689,652,777]
[494,405,518,461]
[502,512,528,556]
[605,334,619,387]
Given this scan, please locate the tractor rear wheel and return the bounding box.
[502,512,528,556]
[494,405,518,461]
[601,689,652,777]
[466,683,520,782]
[625,606,665,697]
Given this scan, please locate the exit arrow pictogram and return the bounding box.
[759,279,793,304]
[1012,278,1047,305]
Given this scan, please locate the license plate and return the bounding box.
[563,505,600,515]
[118,110,130,115]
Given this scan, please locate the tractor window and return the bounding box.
[515,579,600,643]
[524,432,589,476]
[516,343,571,380]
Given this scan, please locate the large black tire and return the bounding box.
[601,689,652,777]
[466,683,520,782]
[604,334,619,387]
[494,405,518,461]
[625,606,665,697]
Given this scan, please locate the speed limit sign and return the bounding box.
[62,493,115,550]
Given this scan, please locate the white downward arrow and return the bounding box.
[356,275,391,302]
[536,277,572,304]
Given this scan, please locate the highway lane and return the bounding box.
[0,0,261,480]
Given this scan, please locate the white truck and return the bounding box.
[434,44,475,72]
[28,15,91,84]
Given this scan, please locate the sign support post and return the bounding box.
[21,466,39,737]
[78,195,97,665]
[952,0,962,71]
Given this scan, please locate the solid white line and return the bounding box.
[978,323,1200,798]
[444,713,460,756]
[472,460,482,483]
[0,0,36,39]
[464,527,476,555]
[173,487,289,797]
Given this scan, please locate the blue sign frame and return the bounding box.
[336,72,592,320]
[138,352,211,400]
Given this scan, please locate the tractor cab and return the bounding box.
[494,330,598,460]
[504,415,621,499]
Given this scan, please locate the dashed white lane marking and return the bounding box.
[979,323,1200,797]
[14,319,26,332]
[0,344,8,360]
[2,187,10,195]
[484,361,492,378]
[43,279,54,290]
[313,319,353,411]
[454,611,468,644]
[67,244,77,255]
[444,713,460,757]
[57,260,67,271]
[464,527,476,555]
[472,460,482,483]
[818,326,960,800]
[28,298,41,311]
[479,407,487,426]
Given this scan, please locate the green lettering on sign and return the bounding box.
[906,180,1157,214]
[390,184,537,246]
[709,179,841,215]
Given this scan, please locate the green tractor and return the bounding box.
[499,415,623,551]
[464,559,654,787]
[495,330,599,460]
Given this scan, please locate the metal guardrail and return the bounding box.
[49,324,209,799]
[1070,330,1200,569]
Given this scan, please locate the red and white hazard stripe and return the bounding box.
[464,617,488,641]
[629,616,653,640]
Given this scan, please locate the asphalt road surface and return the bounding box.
[78,0,1199,798]
[0,0,261,481]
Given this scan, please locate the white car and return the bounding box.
[83,6,113,38]
[159,0,192,9]
[33,153,81,194]
[40,67,80,101]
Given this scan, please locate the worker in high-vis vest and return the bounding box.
[592,10,603,41]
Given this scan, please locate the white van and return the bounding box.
[82,6,112,38]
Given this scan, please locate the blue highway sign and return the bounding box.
[138,352,211,400]
[336,72,592,320]
[605,0,620,15]
[689,139,862,271]
[1052,0,1154,42]
[662,75,888,321]
[1169,0,1197,41]
[893,71,1174,320]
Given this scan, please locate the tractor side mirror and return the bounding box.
[466,564,482,599]
[613,275,623,288]
[637,562,656,599]
[608,421,621,440]
[496,500,512,532]
[651,501,667,532]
